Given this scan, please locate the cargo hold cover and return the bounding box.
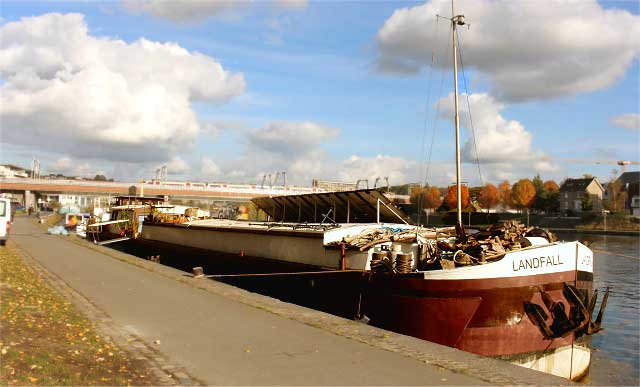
[251,189,409,224]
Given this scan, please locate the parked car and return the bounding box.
[0,198,11,246]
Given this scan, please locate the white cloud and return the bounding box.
[337,155,415,186]
[202,120,340,185]
[165,157,191,174]
[436,92,560,179]
[48,156,93,177]
[201,157,221,178]
[123,0,307,23]
[0,13,245,163]
[50,157,73,172]
[248,120,339,155]
[201,119,250,139]
[273,0,307,10]
[610,113,640,130]
[438,92,536,163]
[376,0,640,101]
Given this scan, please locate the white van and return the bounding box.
[0,198,11,246]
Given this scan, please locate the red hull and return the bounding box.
[363,270,593,357]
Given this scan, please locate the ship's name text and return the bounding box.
[512,255,563,271]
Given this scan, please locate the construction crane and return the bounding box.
[372,176,391,191]
[260,172,288,188]
[609,160,639,174]
[274,171,287,187]
[545,158,640,174]
[355,179,369,189]
[260,173,272,189]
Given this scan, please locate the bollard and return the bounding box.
[339,240,347,271]
[192,267,204,279]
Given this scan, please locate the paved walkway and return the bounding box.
[9,217,570,386]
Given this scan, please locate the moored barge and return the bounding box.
[140,189,607,380]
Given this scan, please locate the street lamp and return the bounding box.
[602,210,610,232]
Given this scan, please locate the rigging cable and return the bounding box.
[417,15,440,186]
[423,23,452,186]
[416,15,440,223]
[418,22,452,225]
[456,27,484,188]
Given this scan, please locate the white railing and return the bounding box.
[0,177,324,196]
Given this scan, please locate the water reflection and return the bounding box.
[556,232,640,381]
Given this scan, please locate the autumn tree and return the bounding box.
[511,179,536,210]
[444,185,470,210]
[543,180,559,192]
[478,183,500,213]
[411,186,442,211]
[427,187,443,210]
[498,181,512,209]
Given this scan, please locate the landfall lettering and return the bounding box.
[512,255,563,271]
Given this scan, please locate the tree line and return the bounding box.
[410,174,561,214]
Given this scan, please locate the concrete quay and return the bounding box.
[9,217,573,386]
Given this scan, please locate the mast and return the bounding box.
[451,1,465,231]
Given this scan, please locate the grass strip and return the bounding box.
[0,245,159,386]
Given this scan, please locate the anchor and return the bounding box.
[524,283,609,340]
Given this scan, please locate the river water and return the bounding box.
[556,232,639,384]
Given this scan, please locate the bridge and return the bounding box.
[0,178,323,209]
[0,177,410,211]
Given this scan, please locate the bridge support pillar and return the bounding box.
[25,190,36,211]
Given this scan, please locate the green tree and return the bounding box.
[94,174,107,181]
[532,174,544,194]
[532,174,545,212]
[49,200,61,212]
[541,180,560,213]
[582,194,594,211]
[389,184,415,195]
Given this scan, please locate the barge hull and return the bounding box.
[364,270,593,380]
[140,220,595,380]
[141,222,371,270]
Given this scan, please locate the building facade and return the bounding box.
[616,171,640,217]
[0,164,29,178]
[559,177,604,214]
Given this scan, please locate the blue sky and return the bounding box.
[1,0,638,187]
